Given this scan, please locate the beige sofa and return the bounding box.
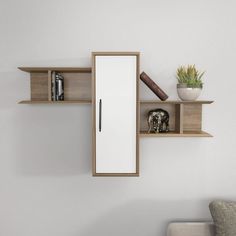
[167,222,215,236]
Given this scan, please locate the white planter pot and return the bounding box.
[177,84,202,101]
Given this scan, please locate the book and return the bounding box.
[55,73,64,101]
[51,71,56,101]
[140,72,168,101]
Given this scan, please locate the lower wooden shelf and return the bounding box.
[139,131,212,137]
[19,100,92,104]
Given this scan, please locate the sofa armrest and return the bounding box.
[167,222,215,236]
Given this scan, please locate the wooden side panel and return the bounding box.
[30,72,48,101]
[136,54,140,176]
[48,70,52,101]
[92,56,96,176]
[62,72,91,101]
[175,104,184,133]
[140,103,176,132]
[183,104,202,131]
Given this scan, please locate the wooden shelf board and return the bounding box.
[139,131,212,137]
[18,67,92,73]
[18,100,92,104]
[140,100,213,104]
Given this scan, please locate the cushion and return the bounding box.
[209,200,236,236]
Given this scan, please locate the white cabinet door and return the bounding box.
[92,53,139,176]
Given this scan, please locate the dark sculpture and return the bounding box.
[147,109,169,133]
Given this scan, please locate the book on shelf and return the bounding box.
[140,71,168,101]
[51,71,56,101]
[51,72,64,101]
[55,73,64,101]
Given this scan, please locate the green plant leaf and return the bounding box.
[175,65,204,88]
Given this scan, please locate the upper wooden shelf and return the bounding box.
[140,100,213,104]
[18,66,92,103]
[18,67,92,73]
[19,100,92,104]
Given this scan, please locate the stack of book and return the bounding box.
[140,72,168,101]
[51,72,64,101]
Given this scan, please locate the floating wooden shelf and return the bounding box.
[19,100,92,104]
[140,131,212,137]
[139,99,213,137]
[18,67,92,104]
[140,100,213,104]
[18,67,92,73]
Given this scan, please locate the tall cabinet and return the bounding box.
[92,52,140,176]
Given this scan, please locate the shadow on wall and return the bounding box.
[78,198,212,236]
[12,105,92,176]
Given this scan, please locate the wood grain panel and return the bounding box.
[30,72,48,100]
[19,100,91,104]
[183,104,202,131]
[140,130,212,137]
[19,67,91,73]
[48,70,52,101]
[92,52,140,56]
[175,104,184,133]
[61,72,91,100]
[140,100,213,104]
[136,53,140,176]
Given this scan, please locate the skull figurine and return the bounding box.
[147,109,169,133]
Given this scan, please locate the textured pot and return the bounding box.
[177,84,202,101]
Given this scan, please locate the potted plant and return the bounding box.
[176,65,204,101]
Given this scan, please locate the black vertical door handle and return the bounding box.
[99,99,102,132]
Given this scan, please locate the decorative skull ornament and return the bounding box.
[147,108,169,133]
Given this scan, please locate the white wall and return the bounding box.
[0,0,236,235]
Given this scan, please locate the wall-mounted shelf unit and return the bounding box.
[18,59,213,177]
[139,100,213,137]
[18,67,92,104]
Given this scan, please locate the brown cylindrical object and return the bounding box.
[140,71,168,101]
